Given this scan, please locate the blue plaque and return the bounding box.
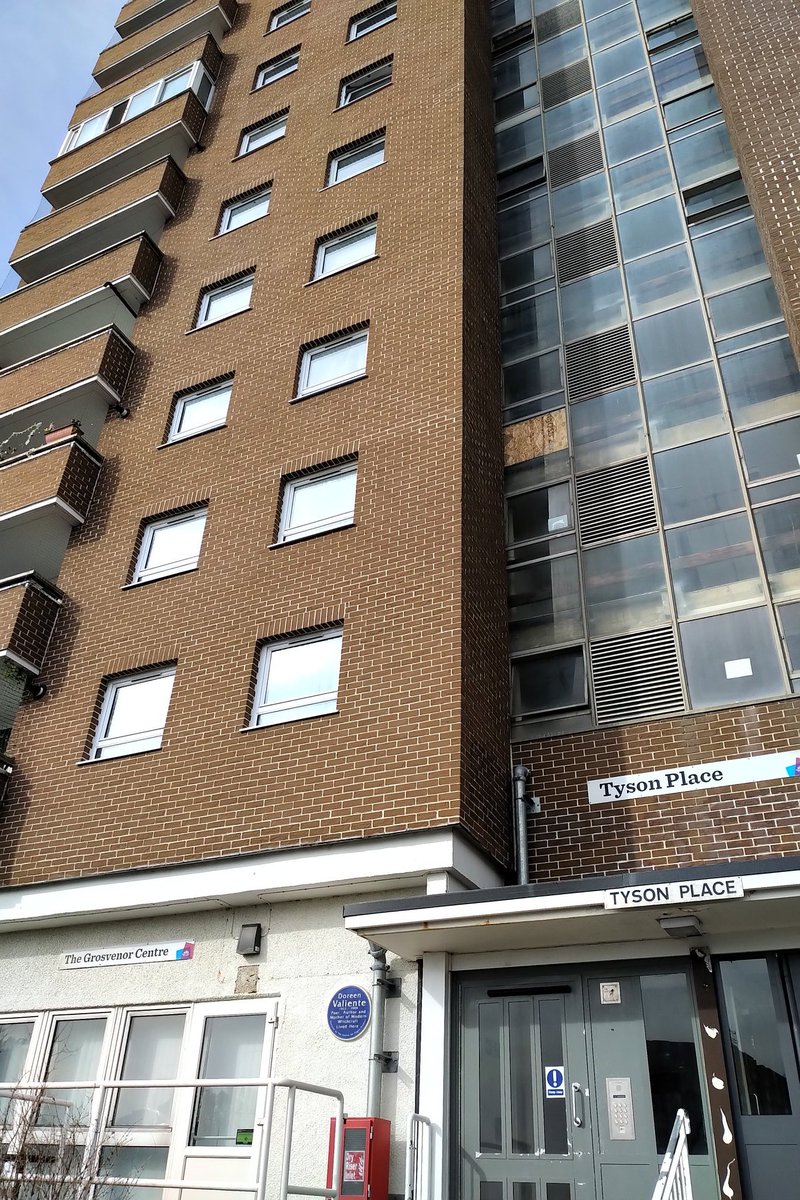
[327,984,371,1041]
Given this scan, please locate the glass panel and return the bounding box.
[497,115,544,172]
[625,244,697,318]
[538,998,568,1155]
[571,387,645,472]
[598,70,656,125]
[98,1146,169,1200]
[544,94,598,150]
[611,147,674,212]
[740,417,800,483]
[685,175,747,220]
[160,68,193,102]
[664,85,721,130]
[692,214,767,294]
[637,0,690,28]
[481,1185,504,1200]
[242,117,287,153]
[303,335,367,392]
[331,138,384,183]
[509,556,584,650]
[223,191,270,233]
[640,974,707,1154]
[506,451,571,492]
[680,607,786,707]
[670,120,737,191]
[709,279,782,339]
[584,535,669,637]
[719,958,792,1116]
[491,0,532,36]
[561,268,626,343]
[754,501,800,600]
[478,1003,503,1153]
[283,469,357,540]
[125,81,161,120]
[502,290,560,359]
[634,302,712,377]
[547,1187,571,1200]
[593,37,647,88]
[494,43,539,124]
[587,3,638,51]
[750,477,800,506]
[258,635,342,723]
[604,107,664,166]
[551,173,611,236]
[73,111,112,148]
[498,187,551,257]
[721,338,800,427]
[0,1022,34,1120]
[173,383,231,439]
[514,1186,537,1200]
[104,674,174,748]
[509,1001,535,1154]
[191,1014,266,1147]
[508,533,577,564]
[643,363,727,449]
[618,194,686,260]
[651,38,710,103]
[504,349,563,412]
[140,513,206,581]
[779,602,800,671]
[507,483,572,544]
[39,1018,107,1125]
[318,225,377,277]
[667,515,764,617]
[538,26,587,77]
[202,279,253,325]
[113,1012,185,1127]
[501,244,554,296]
[655,436,744,524]
[512,647,586,716]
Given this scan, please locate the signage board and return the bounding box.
[603,877,744,910]
[327,984,371,1041]
[60,940,195,969]
[545,1066,565,1098]
[588,748,800,804]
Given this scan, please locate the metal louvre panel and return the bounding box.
[575,458,657,544]
[548,131,604,189]
[556,216,617,280]
[564,326,637,401]
[591,628,686,725]
[541,59,592,109]
[535,0,581,41]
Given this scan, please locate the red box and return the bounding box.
[327,1116,391,1200]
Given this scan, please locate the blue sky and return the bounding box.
[0,0,121,281]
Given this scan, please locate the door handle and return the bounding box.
[571,1082,585,1128]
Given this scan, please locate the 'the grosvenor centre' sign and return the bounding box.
[588,748,800,805]
[60,941,195,969]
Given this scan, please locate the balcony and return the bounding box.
[95,0,236,88]
[0,437,103,581]
[11,159,185,284]
[43,90,206,209]
[0,327,134,448]
[0,574,63,677]
[117,0,196,39]
[0,237,160,371]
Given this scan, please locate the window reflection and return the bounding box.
[719,958,792,1117]
[640,974,707,1154]
[584,535,669,637]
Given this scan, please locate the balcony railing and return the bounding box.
[94,0,236,88]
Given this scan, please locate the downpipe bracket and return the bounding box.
[370,1051,399,1074]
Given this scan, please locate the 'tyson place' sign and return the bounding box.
[587,748,800,805]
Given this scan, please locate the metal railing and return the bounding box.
[650,1109,693,1200]
[404,1113,431,1200]
[0,1074,344,1200]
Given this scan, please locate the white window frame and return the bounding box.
[60,62,214,155]
[327,135,385,185]
[338,59,393,107]
[250,628,343,727]
[297,329,369,397]
[277,462,357,543]
[238,114,287,156]
[168,380,232,442]
[133,509,207,585]
[268,0,311,31]
[195,276,254,329]
[348,1,397,40]
[255,48,300,89]
[219,187,271,234]
[314,221,377,280]
[91,666,176,761]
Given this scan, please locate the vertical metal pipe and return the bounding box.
[366,941,388,1117]
[512,764,531,885]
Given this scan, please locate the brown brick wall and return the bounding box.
[0,330,134,418]
[0,581,63,673]
[694,0,800,359]
[95,0,235,88]
[0,0,510,885]
[517,699,800,883]
[0,441,102,524]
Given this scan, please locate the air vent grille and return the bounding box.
[556,218,617,282]
[535,0,581,41]
[541,59,592,109]
[576,458,657,545]
[564,326,637,401]
[591,628,685,725]
[548,131,604,189]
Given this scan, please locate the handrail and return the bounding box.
[0,1074,344,1200]
[651,1109,693,1200]
[404,1112,432,1200]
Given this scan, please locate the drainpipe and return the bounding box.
[513,764,532,886]
[366,941,388,1117]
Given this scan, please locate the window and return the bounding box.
[268,0,310,30]
[168,379,232,442]
[133,509,207,585]
[255,48,300,89]
[679,607,785,708]
[349,1,397,40]
[754,500,800,600]
[251,629,343,726]
[511,647,587,718]
[91,666,176,760]
[112,1012,185,1127]
[61,63,214,153]
[655,435,744,524]
[314,220,377,279]
[327,133,385,184]
[196,275,254,328]
[583,535,669,637]
[297,329,368,397]
[238,113,287,155]
[339,58,393,107]
[219,187,271,234]
[277,462,357,543]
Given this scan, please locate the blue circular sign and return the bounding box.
[327,985,371,1041]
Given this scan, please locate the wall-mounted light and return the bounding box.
[236,923,262,956]
[658,915,703,939]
